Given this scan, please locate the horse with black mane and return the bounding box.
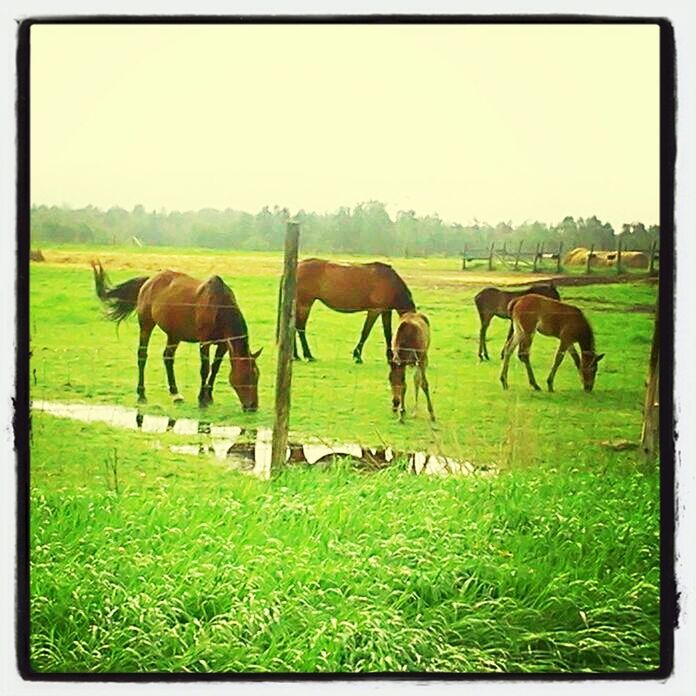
[291,258,416,363]
[474,282,560,360]
[91,261,262,411]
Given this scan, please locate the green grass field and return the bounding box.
[28,248,661,673]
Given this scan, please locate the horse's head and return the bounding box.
[580,351,605,392]
[230,347,263,411]
[388,360,406,413]
[547,283,561,301]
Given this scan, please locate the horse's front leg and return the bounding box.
[203,342,227,405]
[198,343,211,407]
[353,310,379,364]
[478,314,492,361]
[381,310,394,363]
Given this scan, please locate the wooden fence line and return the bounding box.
[460,240,659,275]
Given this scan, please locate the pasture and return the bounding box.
[28,247,661,673]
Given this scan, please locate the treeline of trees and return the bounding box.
[30,202,660,256]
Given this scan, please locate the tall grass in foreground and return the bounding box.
[30,416,660,674]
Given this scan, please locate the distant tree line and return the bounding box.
[30,202,660,256]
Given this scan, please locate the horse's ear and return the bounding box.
[252,348,263,359]
[594,353,605,364]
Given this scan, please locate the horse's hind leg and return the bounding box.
[518,333,541,391]
[163,336,183,402]
[478,310,492,361]
[296,300,316,362]
[136,320,154,404]
[501,321,514,360]
[353,310,379,364]
[419,366,436,422]
[500,327,521,390]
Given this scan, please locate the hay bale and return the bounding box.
[621,251,649,268]
[30,249,45,262]
[563,247,589,265]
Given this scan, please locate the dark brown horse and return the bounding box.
[293,258,416,363]
[91,261,262,410]
[474,283,560,360]
[500,294,604,392]
[389,312,435,422]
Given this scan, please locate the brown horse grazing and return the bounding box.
[91,261,262,411]
[500,295,604,393]
[474,283,560,361]
[293,258,416,363]
[389,312,435,422]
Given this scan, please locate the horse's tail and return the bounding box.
[90,259,148,324]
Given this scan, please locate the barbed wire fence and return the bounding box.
[29,290,658,482]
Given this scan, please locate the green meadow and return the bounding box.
[28,248,661,673]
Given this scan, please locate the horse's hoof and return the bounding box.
[137,395,147,404]
[353,356,363,365]
[532,385,541,392]
[306,356,317,363]
[171,393,184,403]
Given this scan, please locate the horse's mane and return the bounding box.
[370,263,416,312]
[577,318,596,353]
[206,276,249,351]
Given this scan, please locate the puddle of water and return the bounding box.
[141,414,172,433]
[302,442,363,465]
[32,399,498,478]
[172,418,199,436]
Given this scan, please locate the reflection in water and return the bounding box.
[31,399,498,479]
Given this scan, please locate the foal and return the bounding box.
[500,295,604,392]
[389,312,435,422]
[474,283,560,360]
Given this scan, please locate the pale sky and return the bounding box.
[30,23,660,230]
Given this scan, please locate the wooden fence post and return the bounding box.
[556,241,563,273]
[586,243,594,275]
[641,293,659,458]
[271,221,300,473]
[461,244,467,270]
[532,243,540,272]
[616,238,623,275]
[514,241,523,271]
[488,242,494,271]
